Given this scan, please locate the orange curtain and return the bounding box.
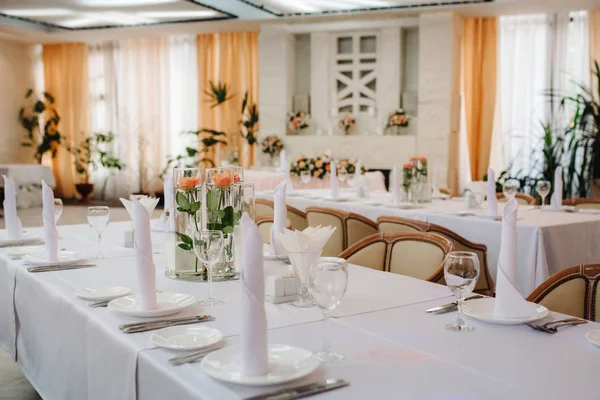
[43,43,89,198]
[197,31,258,168]
[462,17,498,180]
[590,11,600,102]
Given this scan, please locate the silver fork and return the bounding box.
[526,318,587,333]
[168,346,222,366]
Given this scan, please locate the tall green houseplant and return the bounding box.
[19,89,62,163]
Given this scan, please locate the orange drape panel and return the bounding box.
[462,17,498,181]
[43,43,89,198]
[590,11,600,102]
[197,31,259,167]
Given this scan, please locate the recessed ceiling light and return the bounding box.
[76,0,177,6]
[1,8,74,17]
[93,12,157,25]
[137,10,219,19]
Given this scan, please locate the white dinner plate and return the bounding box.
[287,192,305,197]
[108,292,196,318]
[322,196,351,202]
[22,251,86,267]
[585,330,600,347]
[463,297,549,325]
[152,325,223,351]
[263,253,290,262]
[578,209,600,215]
[362,200,382,206]
[388,202,423,210]
[201,344,320,386]
[0,232,42,247]
[541,206,575,213]
[75,286,131,301]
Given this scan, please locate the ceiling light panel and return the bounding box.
[76,0,178,7]
[0,8,74,17]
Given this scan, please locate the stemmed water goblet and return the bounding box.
[300,171,311,196]
[536,180,551,209]
[443,251,480,332]
[503,179,520,200]
[308,258,349,362]
[87,206,110,259]
[193,230,225,306]
[54,198,63,223]
[338,168,348,189]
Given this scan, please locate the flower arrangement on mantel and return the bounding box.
[339,112,356,135]
[287,112,310,134]
[290,153,368,180]
[260,135,284,156]
[386,108,410,130]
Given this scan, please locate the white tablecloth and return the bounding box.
[257,190,600,296]
[0,164,56,208]
[1,221,600,399]
[245,169,387,192]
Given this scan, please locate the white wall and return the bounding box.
[0,37,38,164]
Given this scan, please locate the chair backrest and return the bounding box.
[255,199,275,217]
[338,232,454,281]
[439,188,454,198]
[375,216,493,295]
[495,192,536,205]
[256,215,274,244]
[563,198,600,211]
[527,264,600,321]
[306,207,346,257]
[346,213,378,248]
[286,205,308,231]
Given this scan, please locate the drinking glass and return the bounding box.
[536,180,551,208]
[230,166,244,183]
[286,250,322,307]
[338,169,348,188]
[242,183,256,221]
[205,167,233,186]
[193,230,225,306]
[54,198,63,223]
[87,206,110,259]
[347,174,356,190]
[502,179,520,200]
[300,171,311,196]
[308,258,349,362]
[443,251,480,332]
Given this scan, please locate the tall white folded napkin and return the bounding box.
[2,175,23,239]
[487,167,498,217]
[278,150,287,173]
[120,196,160,220]
[240,214,268,377]
[330,160,340,199]
[391,166,400,205]
[41,180,58,261]
[355,160,362,178]
[431,163,441,197]
[269,180,287,256]
[551,167,563,210]
[163,170,174,209]
[133,198,157,310]
[494,198,530,317]
[277,225,337,254]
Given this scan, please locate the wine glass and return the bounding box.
[347,173,356,191]
[87,206,110,259]
[54,198,63,224]
[300,171,311,196]
[443,252,480,332]
[308,258,348,362]
[338,169,348,188]
[193,230,224,306]
[536,180,551,209]
[502,179,520,200]
[242,183,256,221]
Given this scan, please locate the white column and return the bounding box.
[310,32,330,134]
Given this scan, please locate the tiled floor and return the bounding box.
[0,204,156,400]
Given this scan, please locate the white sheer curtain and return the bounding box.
[88,35,198,198]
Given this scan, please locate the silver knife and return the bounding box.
[169,346,222,366]
[425,295,483,313]
[244,378,350,400]
[120,315,215,333]
[27,264,96,273]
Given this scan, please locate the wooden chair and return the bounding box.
[375,216,494,295]
[305,207,377,257]
[495,192,536,205]
[255,215,292,245]
[338,232,454,283]
[286,205,309,231]
[255,199,275,216]
[527,264,600,321]
[439,188,454,198]
[563,198,600,211]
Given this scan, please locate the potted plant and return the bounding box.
[19,89,63,163]
[70,132,123,203]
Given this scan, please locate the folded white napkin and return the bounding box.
[330,161,340,199]
[163,170,174,209]
[277,225,337,253]
[240,214,268,377]
[42,180,58,261]
[495,198,530,317]
[391,166,400,205]
[278,150,287,173]
[355,160,362,178]
[269,180,287,256]
[487,168,498,217]
[133,198,157,310]
[120,196,160,221]
[431,163,441,197]
[551,167,563,210]
[2,175,22,239]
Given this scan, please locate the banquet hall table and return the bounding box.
[2,222,600,399]
[244,169,386,192]
[257,189,600,296]
[0,164,56,208]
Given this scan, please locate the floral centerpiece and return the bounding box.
[261,135,284,166]
[287,112,309,135]
[409,156,430,203]
[402,163,414,195]
[386,109,410,133]
[290,154,367,180]
[339,112,356,135]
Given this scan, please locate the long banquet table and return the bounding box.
[1,221,600,399]
[258,189,600,296]
[244,169,387,192]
